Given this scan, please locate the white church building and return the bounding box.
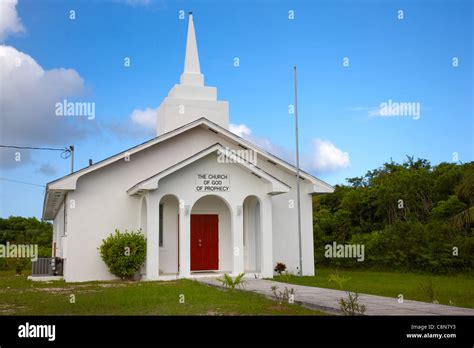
[42,14,333,282]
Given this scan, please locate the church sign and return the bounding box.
[196,174,230,192]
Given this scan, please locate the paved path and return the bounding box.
[197,277,474,316]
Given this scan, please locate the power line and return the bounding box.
[0,144,72,159]
[0,177,45,187]
[0,144,67,151]
[0,144,75,168]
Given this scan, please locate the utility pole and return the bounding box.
[69,145,74,173]
[294,65,303,276]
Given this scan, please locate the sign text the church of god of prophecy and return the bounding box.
[195,174,230,192]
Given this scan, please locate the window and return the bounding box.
[159,204,164,247]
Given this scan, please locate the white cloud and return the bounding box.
[0,45,92,168]
[0,0,25,41]
[230,123,349,173]
[105,106,156,139]
[130,107,156,129]
[229,123,293,162]
[229,123,252,138]
[304,139,350,172]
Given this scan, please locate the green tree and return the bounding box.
[313,158,474,273]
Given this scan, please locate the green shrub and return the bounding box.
[13,259,29,275]
[99,229,146,280]
[2,258,30,274]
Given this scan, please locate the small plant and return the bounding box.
[99,229,146,280]
[270,285,295,305]
[216,273,246,290]
[274,262,287,275]
[418,278,440,303]
[8,259,29,275]
[339,292,366,316]
[328,271,350,290]
[279,270,295,282]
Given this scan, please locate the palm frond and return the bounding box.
[452,206,473,231]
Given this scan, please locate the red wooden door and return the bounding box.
[191,214,218,271]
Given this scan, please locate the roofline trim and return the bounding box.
[127,143,291,195]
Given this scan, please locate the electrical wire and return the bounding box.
[0,145,73,188]
[0,177,45,187]
[0,144,72,158]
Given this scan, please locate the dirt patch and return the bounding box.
[154,281,180,286]
[33,282,129,292]
[268,304,286,311]
[75,289,99,294]
[0,304,26,314]
[34,287,71,293]
[97,283,129,288]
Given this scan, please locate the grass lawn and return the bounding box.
[274,267,474,309]
[0,271,325,315]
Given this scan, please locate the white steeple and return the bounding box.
[180,13,204,86]
[155,13,229,136]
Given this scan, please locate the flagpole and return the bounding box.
[294,65,303,276]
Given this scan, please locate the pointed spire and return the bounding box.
[180,12,204,86]
[184,12,200,74]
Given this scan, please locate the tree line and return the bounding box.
[0,216,53,270]
[313,157,473,273]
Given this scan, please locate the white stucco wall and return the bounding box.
[270,189,315,275]
[157,97,229,136]
[152,153,274,277]
[243,196,261,272]
[217,138,316,275]
[159,195,179,274]
[56,126,316,281]
[62,128,218,281]
[52,202,65,258]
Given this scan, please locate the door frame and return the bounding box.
[190,214,219,271]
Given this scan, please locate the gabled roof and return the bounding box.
[127,143,291,196]
[42,118,333,219]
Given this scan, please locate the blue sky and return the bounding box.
[0,0,472,218]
